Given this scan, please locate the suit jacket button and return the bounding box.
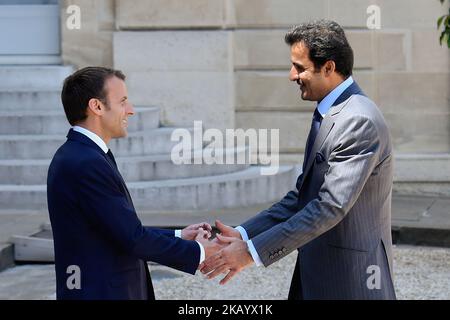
[282,248,287,252]
[278,250,283,255]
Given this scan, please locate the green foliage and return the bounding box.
[438,0,450,48]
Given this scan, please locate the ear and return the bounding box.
[87,98,104,116]
[323,60,336,76]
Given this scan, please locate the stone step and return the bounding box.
[394,153,450,182]
[0,127,194,159]
[0,166,296,211]
[0,106,160,135]
[0,90,63,111]
[11,235,54,263]
[0,65,73,91]
[0,147,249,184]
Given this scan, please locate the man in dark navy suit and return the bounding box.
[47,67,219,300]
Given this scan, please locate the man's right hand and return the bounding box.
[195,229,226,260]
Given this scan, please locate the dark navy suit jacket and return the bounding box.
[47,129,200,300]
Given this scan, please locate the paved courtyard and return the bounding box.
[0,244,448,300]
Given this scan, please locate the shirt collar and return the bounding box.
[317,76,354,118]
[72,126,109,154]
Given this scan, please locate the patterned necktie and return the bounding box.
[106,149,117,169]
[303,108,322,171]
[106,149,134,207]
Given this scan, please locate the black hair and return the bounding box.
[285,20,354,77]
[61,66,125,126]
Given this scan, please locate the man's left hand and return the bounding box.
[181,222,212,240]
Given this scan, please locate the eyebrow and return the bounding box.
[292,62,305,69]
[120,96,128,102]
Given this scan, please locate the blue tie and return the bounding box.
[107,149,117,168]
[303,108,322,170]
[106,149,133,205]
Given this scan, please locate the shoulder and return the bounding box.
[50,140,111,178]
[342,94,377,117]
[337,94,388,132]
[328,94,394,156]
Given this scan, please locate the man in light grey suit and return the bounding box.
[200,20,396,300]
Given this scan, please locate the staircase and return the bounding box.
[0,65,296,215]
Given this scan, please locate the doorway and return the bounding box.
[0,0,61,64]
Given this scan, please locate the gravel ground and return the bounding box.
[0,245,449,300]
[152,245,450,300]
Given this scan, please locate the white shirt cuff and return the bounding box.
[175,230,204,264]
[195,241,205,264]
[235,226,249,241]
[247,240,263,267]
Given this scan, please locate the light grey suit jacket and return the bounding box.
[242,82,396,299]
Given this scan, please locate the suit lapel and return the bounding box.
[298,116,334,191]
[103,154,135,209]
[67,129,135,209]
[297,81,365,192]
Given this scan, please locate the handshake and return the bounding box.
[180,220,255,285]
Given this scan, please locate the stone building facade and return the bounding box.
[61,0,449,196]
[1,0,449,205]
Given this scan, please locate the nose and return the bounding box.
[127,103,135,116]
[289,66,299,82]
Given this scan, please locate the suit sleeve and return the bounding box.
[250,115,382,267]
[241,189,300,238]
[146,227,175,238]
[75,158,200,274]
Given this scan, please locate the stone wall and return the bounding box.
[60,0,450,195]
[61,0,115,68]
[115,0,235,130]
[232,0,449,156]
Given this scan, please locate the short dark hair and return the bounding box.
[61,66,126,126]
[285,20,354,77]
